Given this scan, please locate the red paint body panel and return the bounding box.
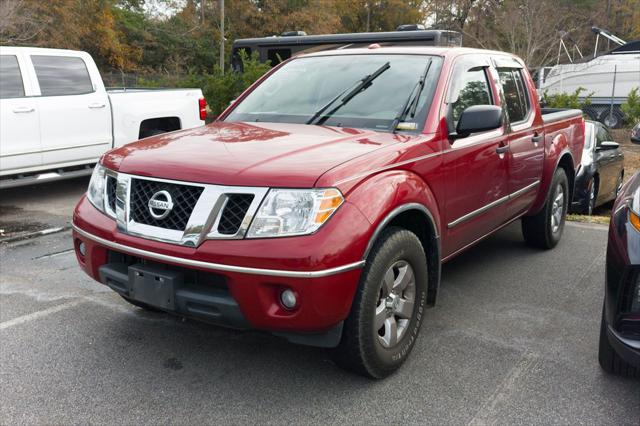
[74,46,585,334]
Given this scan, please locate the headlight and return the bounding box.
[247,188,344,238]
[87,164,107,213]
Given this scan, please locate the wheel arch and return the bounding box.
[362,203,441,306]
[557,151,576,204]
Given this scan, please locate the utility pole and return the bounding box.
[219,0,225,74]
[365,1,370,32]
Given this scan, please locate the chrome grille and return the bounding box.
[217,194,255,235]
[129,178,203,231]
[102,171,268,246]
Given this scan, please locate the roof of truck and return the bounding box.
[298,45,520,59]
[0,46,89,56]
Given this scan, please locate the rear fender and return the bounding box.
[528,133,575,215]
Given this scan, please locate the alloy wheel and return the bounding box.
[551,183,564,234]
[374,260,416,348]
[588,184,596,215]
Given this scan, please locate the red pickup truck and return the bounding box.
[73,46,584,378]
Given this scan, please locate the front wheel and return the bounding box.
[522,168,569,249]
[585,179,598,216]
[332,227,428,378]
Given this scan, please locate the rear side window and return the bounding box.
[31,55,93,96]
[498,69,530,123]
[449,67,492,126]
[0,55,25,99]
[266,48,291,66]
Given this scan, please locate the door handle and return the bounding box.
[88,103,106,109]
[532,134,543,144]
[496,144,510,154]
[13,107,35,113]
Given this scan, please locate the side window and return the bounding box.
[0,55,25,99]
[497,69,530,123]
[31,55,93,96]
[449,67,492,126]
[267,48,291,66]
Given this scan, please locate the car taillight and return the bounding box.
[199,98,207,121]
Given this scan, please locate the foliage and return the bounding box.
[621,88,640,125]
[1,0,638,78]
[543,87,593,109]
[138,51,271,116]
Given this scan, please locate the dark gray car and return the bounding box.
[571,121,624,215]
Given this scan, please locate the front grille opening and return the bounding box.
[129,178,203,231]
[106,176,117,212]
[217,194,254,235]
[622,272,640,314]
[107,250,227,290]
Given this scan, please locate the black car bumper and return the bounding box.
[607,325,640,368]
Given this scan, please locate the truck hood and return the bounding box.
[103,121,404,187]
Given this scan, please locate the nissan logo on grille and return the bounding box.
[148,190,174,220]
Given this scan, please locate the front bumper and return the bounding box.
[73,195,372,345]
[607,325,640,368]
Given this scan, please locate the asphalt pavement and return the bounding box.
[0,179,638,425]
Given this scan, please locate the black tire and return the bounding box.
[614,171,624,198]
[331,227,428,379]
[120,295,164,312]
[598,109,624,129]
[598,305,639,378]
[522,168,569,249]
[584,178,598,216]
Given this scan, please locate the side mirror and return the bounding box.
[451,105,503,139]
[596,141,619,151]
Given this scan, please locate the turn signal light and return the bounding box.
[314,189,343,224]
[630,210,640,232]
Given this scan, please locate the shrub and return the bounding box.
[136,51,271,116]
[543,87,593,109]
[621,88,640,125]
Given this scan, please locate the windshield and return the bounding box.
[225,54,443,132]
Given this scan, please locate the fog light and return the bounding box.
[78,241,86,257]
[280,289,297,310]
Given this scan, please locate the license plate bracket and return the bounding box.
[127,264,182,310]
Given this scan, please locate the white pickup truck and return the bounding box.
[0,47,206,189]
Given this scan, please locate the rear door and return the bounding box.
[493,58,545,219]
[442,55,509,256]
[28,53,111,167]
[0,51,41,174]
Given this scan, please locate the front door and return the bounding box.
[442,56,509,257]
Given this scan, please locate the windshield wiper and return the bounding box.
[306,61,391,125]
[390,59,432,133]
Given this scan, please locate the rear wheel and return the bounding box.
[332,227,428,378]
[598,109,624,129]
[598,305,639,378]
[614,171,624,198]
[522,168,569,249]
[585,178,598,215]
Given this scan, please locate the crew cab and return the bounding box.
[72,46,585,378]
[0,47,206,188]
